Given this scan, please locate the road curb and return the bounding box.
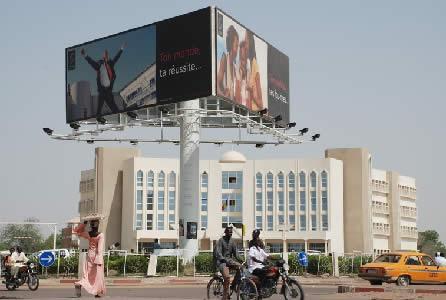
[338,285,446,294]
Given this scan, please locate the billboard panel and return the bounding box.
[66,8,211,123]
[215,10,268,112]
[215,9,289,126]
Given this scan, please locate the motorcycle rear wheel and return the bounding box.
[283,279,304,300]
[6,282,16,291]
[28,275,39,291]
[236,278,258,300]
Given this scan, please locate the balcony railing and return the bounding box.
[401,230,418,239]
[373,227,390,235]
[400,189,416,200]
[372,204,390,214]
[371,183,389,194]
[400,209,417,219]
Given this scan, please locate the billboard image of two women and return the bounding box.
[216,10,268,113]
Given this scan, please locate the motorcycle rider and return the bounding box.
[11,246,28,280]
[248,229,272,279]
[214,226,244,300]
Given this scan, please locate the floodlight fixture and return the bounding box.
[173,141,180,146]
[69,123,80,130]
[287,122,296,128]
[274,115,282,122]
[96,117,107,125]
[259,108,268,116]
[311,133,321,141]
[159,106,169,114]
[299,128,309,135]
[86,140,94,144]
[255,143,264,148]
[43,128,53,136]
[130,140,138,145]
[126,111,138,119]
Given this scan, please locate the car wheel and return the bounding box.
[396,275,410,287]
[370,280,382,285]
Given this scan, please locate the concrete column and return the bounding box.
[179,99,200,261]
[304,239,308,252]
[325,240,328,255]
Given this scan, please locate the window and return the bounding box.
[158,191,164,210]
[300,191,306,211]
[267,243,283,253]
[136,190,143,210]
[256,216,263,229]
[278,172,284,188]
[222,171,243,189]
[201,172,208,188]
[278,191,284,212]
[405,256,421,265]
[288,172,295,188]
[300,215,306,231]
[169,171,176,187]
[309,243,325,252]
[267,172,273,188]
[278,215,284,225]
[256,173,263,188]
[256,192,263,211]
[289,191,295,211]
[322,191,328,211]
[267,191,273,211]
[135,213,142,230]
[137,170,143,187]
[146,214,153,230]
[201,192,208,212]
[321,171,328,188]
[322,214,328,231]
[299,171,306,188]
[168,191,175,211]
[158,171,165,188]
[267,216,273,231]
[311,215,317,231]
[157,214,164,230]
[374,254,401,263]
[311,191,317,211]
[310,171,317,188]
[288,243,304,252]
[289,215,296,231]
[422,256,435,266]
[201,215,208,229]
[147,171,154,188]
[147,191,154,210]
[221,193,242,212]
[169,214,175,227]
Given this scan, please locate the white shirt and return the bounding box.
[248,246,268,273]
[435,256,446,266]
[11,252,28,265]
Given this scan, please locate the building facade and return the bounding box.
[78,147,417,255]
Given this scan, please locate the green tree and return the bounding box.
[418,230,446,256]
[0,218,45,253]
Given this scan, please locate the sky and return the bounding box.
[0,1,445,241]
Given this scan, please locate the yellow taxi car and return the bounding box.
[358,251,446,286]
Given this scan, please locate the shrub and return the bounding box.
[125,255,148,274]
[195,252,214,274]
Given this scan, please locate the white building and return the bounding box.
[78,147,417,255]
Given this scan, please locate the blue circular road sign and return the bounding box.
[39,251,55,267]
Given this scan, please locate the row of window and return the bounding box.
[256,171,328,189]
[135,213,176,231]
[136,170,176,188]
[255,214,329,232]
[255,190,328,213]
[79,179,94,193]
[78,199,94,214]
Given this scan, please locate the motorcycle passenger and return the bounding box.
[2,247,15,275]
[214,226,243,300]
[248,230,272,280]
[11,246,28,280]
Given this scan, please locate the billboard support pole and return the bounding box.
[179,99,200,261]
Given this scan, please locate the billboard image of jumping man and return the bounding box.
[216,9,268,113]
[66,25,156,123]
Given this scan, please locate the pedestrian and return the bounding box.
[73,215,105,298]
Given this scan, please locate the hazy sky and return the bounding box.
[1,1,445,241]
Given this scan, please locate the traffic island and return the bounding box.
[338,285,446,295]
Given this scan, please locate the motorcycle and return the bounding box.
[2,261,39,291]
[249,259,304,300]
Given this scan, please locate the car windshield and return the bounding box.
[374,254,401,263]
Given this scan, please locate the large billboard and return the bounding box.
[66,8,212,123]
[215,9,289,125]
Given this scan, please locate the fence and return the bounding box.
[30,250,376,278]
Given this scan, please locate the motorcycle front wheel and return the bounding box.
[236,278,258,300]
[206,276,224,299]
[282,279,304,300]
[28,275,39,291]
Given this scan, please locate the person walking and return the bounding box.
[73,216,105,298]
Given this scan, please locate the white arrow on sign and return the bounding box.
[41,256,53,263]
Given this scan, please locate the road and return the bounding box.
[0,285,340,299]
